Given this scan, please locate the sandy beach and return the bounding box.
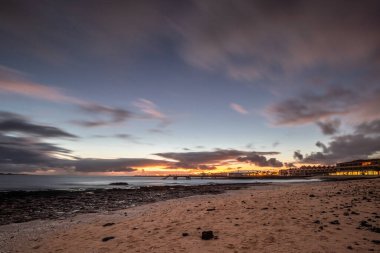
[1,178,379,253]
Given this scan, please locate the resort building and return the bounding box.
[279,159,380,177]
[279,165,335,176]
[332,159,380,176]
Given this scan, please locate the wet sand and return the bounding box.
[0,179,379,253]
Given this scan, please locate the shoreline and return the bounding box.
[0,183,272,226]
[0,178,378,252]
[1,177,378,226]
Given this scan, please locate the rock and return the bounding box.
[182,232,189,237]
[371,226,380,233]
[109,182,129,186]
[360,220,371,228]
[102,236,115,242]
[309,194,316,197]
[330,220,340,225]
[313,220,321,224]
[201,231,214,240]
[103,222,115,227]
[372,240,380,245]
[206,208,216,211]
[347,246,353,250]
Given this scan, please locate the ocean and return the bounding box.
[0,175,321,191]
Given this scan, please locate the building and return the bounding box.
[332,159,380,176]
[279,158,380,177]
[279,165,336,176]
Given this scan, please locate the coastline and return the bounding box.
[1,178,379,253]
[0,183,270,226]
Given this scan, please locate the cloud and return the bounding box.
[237,154,283,167]
[297,119,380,165]
[316,118,341,135]
[230,103,248,115]
[178,0,380,82]
[267,88,356,125]
[293,151,303,161]
[155,149,282,169]
[355,119,380,135]
[0,111,77,138]
[71,158,169,173]
[0,132,77,174]
[133,98,170,126]
[300,134,380,165]
[0,66,79,103]
[0,1,169,63]
[0,66,135,127]
[72,103,132,127]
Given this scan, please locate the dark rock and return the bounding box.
[360,220,371,228]
[206,208,216,211]
[347,246,353,250]
[109,182,129,186]
[309,194,316,198]
[372,240,380,245]
[201,231,214,240]
[330,220,340,225]
[313,220,321,224]
[102,236,115,242]
[102,222,115,227]
[182,232,189,237]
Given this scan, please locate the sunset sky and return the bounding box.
[0,0,379,175]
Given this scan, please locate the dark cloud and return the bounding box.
[355,119,380,135]
[0,111,78,172]
[0,133,171,173]
[0,0,174,63]
[0,111,77,138]
[155,149,282,169]
[293,151,303,161]
[316,119,341,135]
[73,103,132,127]
[179,0,380,83]
[237,154,283,167]
[267,88,356,125]
[155,149,279,164]
[0,133,75,173]
[0,111,168,173]
[300,134,380,165]
[296,117,380,164]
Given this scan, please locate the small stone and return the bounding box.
[360,220,371,227]
[309,194,316,197]
[182,232,189,237]
[330,220,340,225]
[102,222,115,227]
[102,236,115,242]
[201,231,214,240]
[347,246,353,250]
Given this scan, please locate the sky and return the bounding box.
[0,0,379,175]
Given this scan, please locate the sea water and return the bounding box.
[0,175,320,191]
